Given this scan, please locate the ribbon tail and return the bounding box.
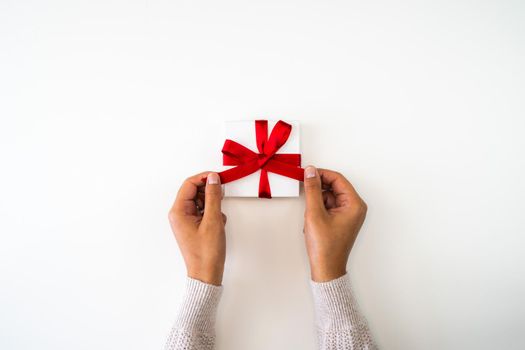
[258,169,272,198]
[218,159,261,184]
[264,159,305,182]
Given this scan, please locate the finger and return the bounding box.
[195,195,204,215]
[172,171,210,216]
[322,190,337,209]
[303,165,326,215]
[318,168,363,208]
[202,172,223,223]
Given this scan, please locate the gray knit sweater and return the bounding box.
[165,274,377,350]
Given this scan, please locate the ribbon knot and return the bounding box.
[218,120,304,198]
[257,153,271,167]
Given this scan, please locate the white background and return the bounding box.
[1,1,524,349]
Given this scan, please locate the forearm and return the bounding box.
[310,274,377,350]
[165,277,222,350]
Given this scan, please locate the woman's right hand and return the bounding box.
[302,166,368,282]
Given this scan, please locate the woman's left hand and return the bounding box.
[168,172,227,286]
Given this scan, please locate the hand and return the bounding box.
[168,172,226,286]
[302,166,367,282]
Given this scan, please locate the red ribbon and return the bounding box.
[218,120,304,198]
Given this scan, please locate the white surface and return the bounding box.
[1,1,524,349]
[223,120,300,197]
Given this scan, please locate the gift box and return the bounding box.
[219,120,303,198]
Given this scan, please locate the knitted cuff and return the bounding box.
[174,277,223,334]
[310,274,367,331]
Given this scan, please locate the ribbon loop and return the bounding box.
[218,120,304,198]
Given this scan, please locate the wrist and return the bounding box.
[310,265,347,283]
[187,265,224,286]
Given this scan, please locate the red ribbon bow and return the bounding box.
[218,120,304,198]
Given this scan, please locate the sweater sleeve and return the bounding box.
[164,277,222,350]
[310,274,378,350]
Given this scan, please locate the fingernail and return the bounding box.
[207,173,220,184]
[305,166,316,179]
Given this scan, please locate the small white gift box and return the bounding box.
[222,120,301,197]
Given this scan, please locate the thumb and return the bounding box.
[203,172,223,223]
[303,166,326,215]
